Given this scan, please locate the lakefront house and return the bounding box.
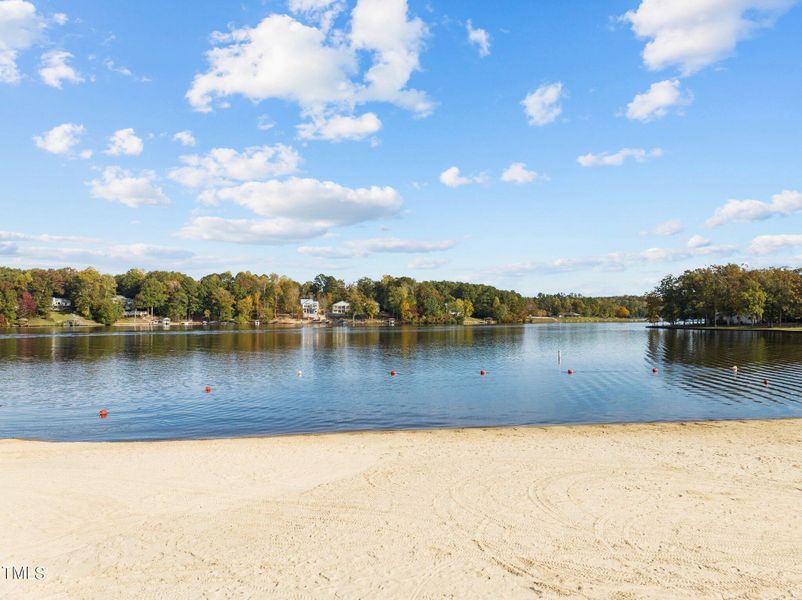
[51,297,73,311]
[300,298,319,319]
[331,301,351,315]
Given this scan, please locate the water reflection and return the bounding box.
[645,328,794,368]
[0,324,800,441]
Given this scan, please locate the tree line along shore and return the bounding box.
[0,266,645,327]
[1,264,800,329]
[647,264,802,327]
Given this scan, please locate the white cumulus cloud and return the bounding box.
[500,162,541,184]
[466,20,490,57]
[105,128,144,156]
[288,0,345,32]
[32,122,85,155]
[169,144,301,189]
[705,189,802,227]
[522,82,564,126]
[622,0,795,75]
[639,243,735,262]
[687,234,711,248]
[179,177,403,245]
[173,130,197,147]
[178,216,330,245]
[186,0,431,123]
[38,49,83,88]
[577,147,663,167]
[626,79,691,122]
[439,166,485,188]
[297,112,381,141]
[88,167,170,208]
[206,177,401,222]
[187,14,355,112]
[350,0,431,113]
[0,0,45,84]
[747,234,802,255]
[644,219,684,236]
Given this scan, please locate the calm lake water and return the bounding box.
[1,323,801,441]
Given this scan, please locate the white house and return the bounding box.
[331,300,351,315]
[51,297,73,311]
[718,314,755,326]
[300,298,320,318]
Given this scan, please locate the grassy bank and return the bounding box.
[16,312,102,327]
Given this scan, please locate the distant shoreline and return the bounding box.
[648,324,802,333]
[5,316,644,330]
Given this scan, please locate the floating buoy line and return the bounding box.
[96,363,777,420]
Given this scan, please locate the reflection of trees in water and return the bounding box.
[646,329,802,368]
[0,325,531,363]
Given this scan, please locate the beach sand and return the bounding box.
[2,419,802,599]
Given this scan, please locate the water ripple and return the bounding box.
[0,323,800,441]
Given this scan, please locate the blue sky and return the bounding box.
[1,0,801,295]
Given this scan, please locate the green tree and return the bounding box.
[645,292,661,323]
[115,268,146,299]
[67,268,116,318]
[365,299,380,319]
[0,288,17,324]
[95,298,124,326]
[276,277,301,316]
[235,296,254,322]
[740,279,767,323]
[211,287,235,321]
[28,269,54,316]
[166,287,190,321]
[135,278,167,317]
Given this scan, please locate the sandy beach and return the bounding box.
[2,420,802,599]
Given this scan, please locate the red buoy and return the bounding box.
[390,370,397,377]
[99,409,108,418]
[567,369,574,375]
[204,385,212,393]
[763,379,769,386]
[652,367,658,374]
[480,370,487,376]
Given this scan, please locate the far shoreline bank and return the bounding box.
[648,324,802,333]
[4,316,644,330]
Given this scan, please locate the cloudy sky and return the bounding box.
[1,0,801,295]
